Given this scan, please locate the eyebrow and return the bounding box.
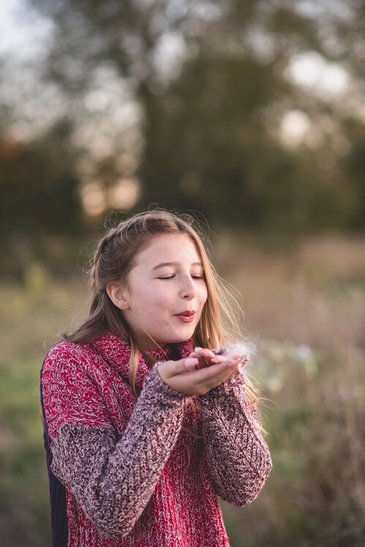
[152,261,203,271]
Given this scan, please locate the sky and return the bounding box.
[1,0,349,92]
[0,0,53,61]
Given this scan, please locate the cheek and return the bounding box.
[132,287,171,313]
[199,285,208,306]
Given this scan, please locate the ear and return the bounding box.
[106,282,130,310]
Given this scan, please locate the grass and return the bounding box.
[0,234,364,546]
[0,276,87,547]
[216,234,365,546]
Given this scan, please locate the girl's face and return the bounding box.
[110,233,208,349]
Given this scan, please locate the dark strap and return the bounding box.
[40,367,68,547]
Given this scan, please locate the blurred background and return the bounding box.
[0,1,364,545]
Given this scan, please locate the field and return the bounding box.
[0,235,364,546]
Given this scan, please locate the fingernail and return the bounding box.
[185,357,198,370]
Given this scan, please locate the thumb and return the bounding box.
[183,357,199,371]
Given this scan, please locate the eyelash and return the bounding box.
[158,275,204,280]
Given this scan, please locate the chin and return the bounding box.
[158,326,196,346]
[171,330,195,344]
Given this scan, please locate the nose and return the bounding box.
[180,275,196,299]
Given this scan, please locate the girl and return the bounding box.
[41,209,272,547]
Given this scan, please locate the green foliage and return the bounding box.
[340,118,365,230]
[221,344,365,547]
[140,54,298,229]
[0,118,82,235]
[0,274,88,545]
[21,0,365,234]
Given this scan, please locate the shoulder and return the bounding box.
[41,339,118,436]
[41,334,130,388]
[43,339,90,364]
[42,339,96,383]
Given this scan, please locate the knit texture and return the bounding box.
[41,333,272,546]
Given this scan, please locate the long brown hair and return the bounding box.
[65,209,258,404]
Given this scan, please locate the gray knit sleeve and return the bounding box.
[198,373,272,506]
[50,366,188,538]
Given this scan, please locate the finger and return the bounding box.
[193,347,209,367]
[194,347,219,367]
[184,357,199,371]
[190,357,240,386]
[158,356,241,395]
[200,348,216,360]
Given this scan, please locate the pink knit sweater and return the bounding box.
[41,333,272,546]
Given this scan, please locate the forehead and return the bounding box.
[135,233,201,267]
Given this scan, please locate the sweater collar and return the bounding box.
[90,332,194,389]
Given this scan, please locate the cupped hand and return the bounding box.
[191,347,223,369]
[157,353,242,396]
[192,347,248,370]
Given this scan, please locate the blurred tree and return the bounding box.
[140,53,302,230]
[0,118,81,235]
[0,117,83,277]
[340,117,365,231]
[25,0,365,232]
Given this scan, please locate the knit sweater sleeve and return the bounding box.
[198,372,272,507]
[41,349,188,538]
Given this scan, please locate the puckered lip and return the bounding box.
[175,309,196,317]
